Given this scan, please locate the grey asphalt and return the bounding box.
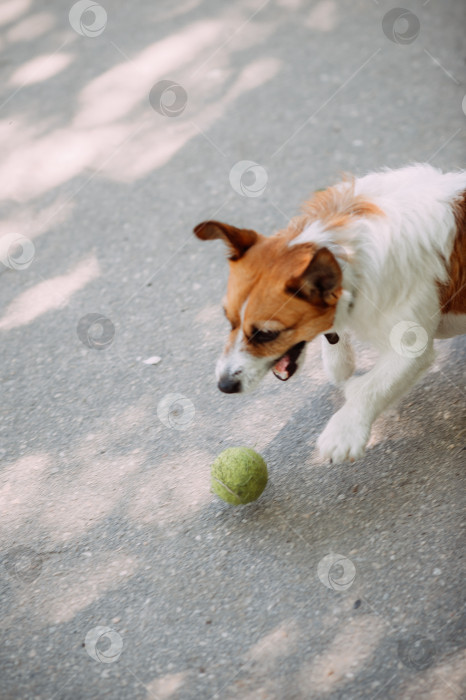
[1,0,465,698]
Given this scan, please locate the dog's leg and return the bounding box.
[317,343,435,463]
[321,331,355,385]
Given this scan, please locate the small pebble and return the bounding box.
[143,356,162,365]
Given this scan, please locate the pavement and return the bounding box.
[0,0,465,698]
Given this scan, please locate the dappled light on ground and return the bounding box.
[398,649,466,700]
[75,21,222,128]
[40,452,141,542]
[0,196,75,242]
[0,454,50,533]
[0,0,31,27]
[25,552,139,627]
[248,620,299,667]
[299,616,387,694]
[0,255,100,330]
[0,17,281,197]
[126,448,212,527]
[0,121,131,200]
[87,56,282,182]
[306,0,339,32]
[6,10,54,42]
[9,51,72,86]
[145,671,188,700]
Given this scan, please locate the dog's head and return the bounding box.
[194,220,343,393]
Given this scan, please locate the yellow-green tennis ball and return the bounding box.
[211,447,268,505]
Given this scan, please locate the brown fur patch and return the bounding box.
[438,191,466,314]
[223,235,340,360]
[194,221,261,260]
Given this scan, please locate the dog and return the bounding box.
[194,164,466,463]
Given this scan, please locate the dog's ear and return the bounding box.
[286,247,342,305]
[193,220,258,261]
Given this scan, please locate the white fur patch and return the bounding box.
[288,220,326,247]
[215,340,271,393]
[292,164,466,462]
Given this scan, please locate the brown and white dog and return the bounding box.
[194,164,466,463]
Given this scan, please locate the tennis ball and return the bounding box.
[210,447,268,505]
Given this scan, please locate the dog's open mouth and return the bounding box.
[271,341,306,381]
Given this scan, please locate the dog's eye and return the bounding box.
[251,328,280,344]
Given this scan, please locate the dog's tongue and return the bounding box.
[272,354,291,381]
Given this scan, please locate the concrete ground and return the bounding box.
[0,0,465,698]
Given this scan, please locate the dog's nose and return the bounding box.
[217,376,242,394]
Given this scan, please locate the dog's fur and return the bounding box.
[194,164,466,463]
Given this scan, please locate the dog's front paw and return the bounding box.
[317,409,370,463]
